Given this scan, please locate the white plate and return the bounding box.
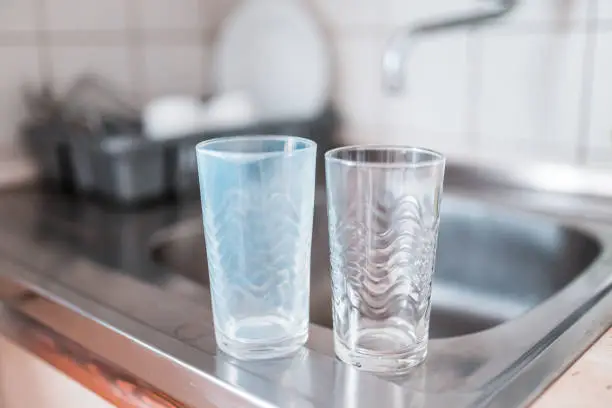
[213,0,330,121]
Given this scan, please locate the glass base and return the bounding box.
[334,330,428,375]
[216,328,307,361]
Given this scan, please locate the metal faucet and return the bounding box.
[382,0,519,94]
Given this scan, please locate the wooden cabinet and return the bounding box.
[0,335,114,408]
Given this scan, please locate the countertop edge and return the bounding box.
[0,260,282,408]
[1,256,611,408]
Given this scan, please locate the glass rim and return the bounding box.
[325,145,445,169]
[195,135,317,159]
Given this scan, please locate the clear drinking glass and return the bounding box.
[196,136,317,360]
[325,146,445,374]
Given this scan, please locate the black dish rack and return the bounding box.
[23,108,337,207]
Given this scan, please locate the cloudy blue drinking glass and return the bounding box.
[196,136,317,360]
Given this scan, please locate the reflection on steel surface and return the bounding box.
[0,158,611,407]
[0,296,185,408]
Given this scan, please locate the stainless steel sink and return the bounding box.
[146,161,612,407]
[150,195,600,340]
[0,160,611,407]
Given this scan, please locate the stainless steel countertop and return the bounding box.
[0,159,612,408]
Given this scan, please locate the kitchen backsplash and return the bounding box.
[0,0,609,185]
[0,0,236,185]
[311,0,606,165]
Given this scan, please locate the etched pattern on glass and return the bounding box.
[329,178,440,354]
[201,157,314,344]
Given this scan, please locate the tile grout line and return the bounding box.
[34,0,53,86]
[125,0,146,106]
[466,27,483,154]
[199,0,213,95]
[575,0,599,165]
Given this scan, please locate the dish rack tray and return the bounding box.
[23,108,337,207]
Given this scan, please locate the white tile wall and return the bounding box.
[586,31,612,165]
[49,45,135,98]
[383,0,474,26]
[202,0,241,31]
[596,0,612,20]
[501,0,590,26]
[0,0,610,186]
[142,44,210,100]
[139,29,203,45]
[338,122,388,145]
[477,29,587,163]
[0,0,215,186]
[382,33,471,152]
[136,0,204,31]
[333,35,384,130]
[315,0,597,162]
[309,0,385,29]
[0,0,39,32]
[0,46,41,151]
[43,0,128,31]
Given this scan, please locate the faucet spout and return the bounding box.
[382,0,519,94]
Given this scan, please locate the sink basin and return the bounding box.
[150,195,600,339]
[144,161,612,406]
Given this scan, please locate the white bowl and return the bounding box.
[143,96,206,140]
